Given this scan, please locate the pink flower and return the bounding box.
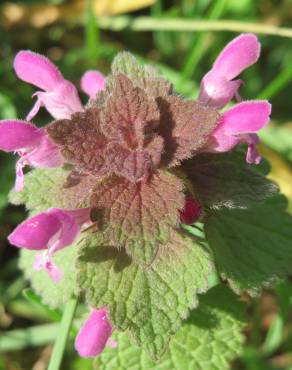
[0,120,64,191]
[205,101,271,164]
[8,207,91,282]
[81,70,105,99]
[14,51,84,120]
[199,34,260,109]
[180,197,202,225]
[75,308,116,358]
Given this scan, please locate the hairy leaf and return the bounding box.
[101,74,160,140]
[184,150,278,210]
[19,242,78,308]
[100,74,163,181]
[76,230,214,359]
[9,167,97,212]
[90,170,185,263]
[47,109,110,178]
[48,75,164,182]
[95,285,246,370]
[205,195,292,295]
[157,96,219,167]
[110,52,172,98]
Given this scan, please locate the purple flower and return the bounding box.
[14,50,84,120]
[0,120,64,191]
[204,101,271,164]
[199,33,260,109]
[75,308,116,358]
[8,207,91,282]
[81,70,105,99]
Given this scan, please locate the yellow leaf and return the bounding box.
[259,144,292,203]
[93,0,157,15]
[1,0,156,28]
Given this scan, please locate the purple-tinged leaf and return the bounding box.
[90,170,185,264]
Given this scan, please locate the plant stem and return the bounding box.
[47,298,78,370]
[95,16,292,38]
[182,0,229,80]
[151,0,173,56]
[85,0,99,67]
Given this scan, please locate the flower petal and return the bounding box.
[14,51,84,120]
[204,116,240,153]
[26,98,43,122]
[15,159,26,192]
[8,212,62,250]
[0,120,42,152]
[26,82,84,120]
[198,73,242,108]
[199,34,260,108]
[27,133,64,168]
[46,208,81,253]
[212,33,260,80]
[8,207,90,253]
[244,133,261,164]
[81,70,105,99]
[33,253,64,283]
[14,50,64,91]
[75,308,113,358]
[221,101,271,135]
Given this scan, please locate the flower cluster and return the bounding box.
[1,34,271,357]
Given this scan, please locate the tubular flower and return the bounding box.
[14,50,84,120]
[0,120,63,191]
[75,308,116,358]
[80,70,106,99]
[180,197,202,225]
[199,33,260,109]
[8,208,91,282]
[204,101,271,164]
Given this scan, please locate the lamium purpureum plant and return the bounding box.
[1,33,292,369]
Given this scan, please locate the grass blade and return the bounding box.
[96,16,292,38]
[85,0,99,67]
[47,298,78,370]
[182,0,229,80]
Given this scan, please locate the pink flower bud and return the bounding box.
[180,197,202,225]
[80,70,105,99]
[75,308,115,358]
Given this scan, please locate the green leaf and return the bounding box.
[9,167,96,212]
[95,285,246,370]
[47,298,78,370]
[184,149,278,210]
[205,195,292,295]
[19,241,78,308]
[76,230,215,359]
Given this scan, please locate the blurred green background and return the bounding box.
[1,0,292,369]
